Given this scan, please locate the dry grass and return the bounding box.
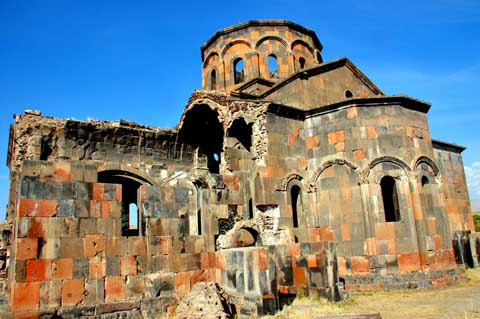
[262,268,480,319]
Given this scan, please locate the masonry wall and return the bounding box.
[434,146,474,236]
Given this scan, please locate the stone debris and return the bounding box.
[175,282,234,319]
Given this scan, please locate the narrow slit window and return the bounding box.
[210,69,217,90]
[197,209,202,235]
[234,58,244,84]
[299,57,306,69]
[421,175,430,187]
[129,203,138,230]
[291,185,302,228]
[268,54,278,78]
[380,176,401,222]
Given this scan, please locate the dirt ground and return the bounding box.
[263,268,480,319]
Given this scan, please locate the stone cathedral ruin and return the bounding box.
[1,20,477,318]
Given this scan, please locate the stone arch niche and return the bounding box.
[315,162,365,246]
[256,36,289,79]
[97,169,153,236]
[177,104,224,174]
[368,157,412,224]
[414,157,450,250]
[291,39,315,71]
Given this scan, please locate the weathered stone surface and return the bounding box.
[175,282,234,319]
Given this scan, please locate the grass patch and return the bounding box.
[262,268,480,319]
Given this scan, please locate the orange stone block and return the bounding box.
[350,256,370,274]
[15,238,38,260]
[51,258,73,280]
[121,256,137,276]
[337,256,347,277]
[174,271,191,298]
[19,199,57,217]
[19,198,35,217]
[89,257,105,278]
[84,235,106,257]
[398,252,421,273]
[307,255,317,268]
[62,278,84,307]
[366,126,377,138]
[105,276,126,303]
[27,218,46,238]
[12,282,40,312]
[26,259,51,282]
[288,134,296,146]
[215,252,225,269]
[38,199,57,217]
[101,201,110,218]
[92,183,104,201]
[278,285,289,294]
[353,149,366,160]
[306,136,316,149]
[365,238,377,255]
[292,127,299,137]
[327,131,337,144]
[257,249,268,270]
[335,130,345,142]
[293,267,306,286]
[319,227,334,241]
[374,223,395,241]
[116,185,122,202]
[200,252,210,269]
[190,270,206,286]
[54,161,71,182]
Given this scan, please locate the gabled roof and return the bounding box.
[256,57,384,99]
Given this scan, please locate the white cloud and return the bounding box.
[465,162,480,200]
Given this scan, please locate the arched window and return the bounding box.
[421,175,430,187]
[129,203,138,230]
[98,171,150,236]
[380,176,401,222]
[268,54,278,78]
[299,57,306,69]
[291,185,302,228]
[210,69,217,90]
[345,90,353,99]
[234,58,244,84]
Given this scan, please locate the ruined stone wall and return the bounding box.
[6,113,196,220]
[8,159,341,317]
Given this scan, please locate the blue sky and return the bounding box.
[1,0,479,219]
